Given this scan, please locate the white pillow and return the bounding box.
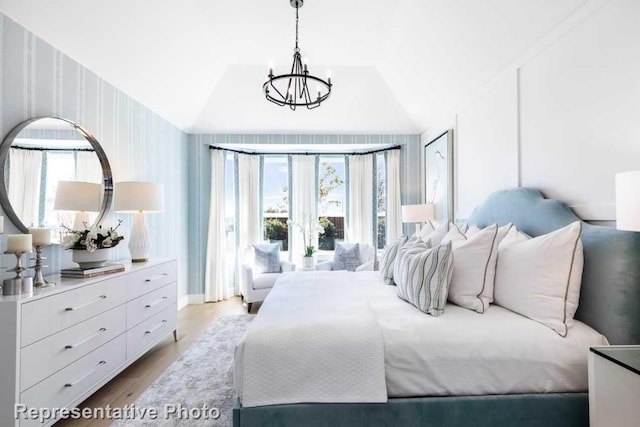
[494,222,584,336]
[498,226,530,249]
[420,222,449,246]
[395,241,454,317]
[442,224,498,313]
[415,220,435,240]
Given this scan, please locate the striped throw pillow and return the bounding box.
[379,236,408,285]
[395,241,454,317]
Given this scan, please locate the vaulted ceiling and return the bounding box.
[0,0,587,134]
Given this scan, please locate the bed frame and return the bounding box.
[234,188,640,427]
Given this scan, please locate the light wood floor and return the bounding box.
[55,297,252,427]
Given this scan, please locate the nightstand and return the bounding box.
[588,346,640,427]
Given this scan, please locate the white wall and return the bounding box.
[423,0,640,221]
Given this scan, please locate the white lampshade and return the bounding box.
[616,171,640,232]
[53,181,101,212]
[114,182,164,213]
[402,204,435,223]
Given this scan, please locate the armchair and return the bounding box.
[315,243,375,272]
[240,245,295,312]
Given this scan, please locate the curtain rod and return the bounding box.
[208,145,402,156]
[12,145,95,153]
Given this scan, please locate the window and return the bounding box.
[42,152,76,227]
[317,156,346,255]
[376,153,386,250]
[262,156,289,253]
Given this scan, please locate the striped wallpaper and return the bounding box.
[187,134,421,296]
[0,13,189,301]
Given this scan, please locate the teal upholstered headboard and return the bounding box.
[467,187,640,345]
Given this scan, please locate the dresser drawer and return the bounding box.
[127,282,177,329]
[20,305,126,392]
[127,304,177,360]
[125,260,177,301]
[19,334,126,427]
[21,277,126,347]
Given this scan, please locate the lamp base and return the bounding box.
[128,212,151,263]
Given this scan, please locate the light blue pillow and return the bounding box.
[253,243,281,273]
[333,243,361,271]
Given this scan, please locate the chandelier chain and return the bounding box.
[295,6,299,51]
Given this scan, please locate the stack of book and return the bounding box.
[61,264,126,279]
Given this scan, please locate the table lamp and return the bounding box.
[114,181,164,262]
[53,181,101,230]
[616,171,640,231]
[402,204,435,234]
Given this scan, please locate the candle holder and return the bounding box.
[3,251,33,296]
[31,245,55,288]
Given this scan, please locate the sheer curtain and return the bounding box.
[291,156,317,265]
[386,150,403,243]
[204,150,232,302]
[75,151,102,183]
[237,154,261,254]
[8,148,43,227]
[348,154,373,246]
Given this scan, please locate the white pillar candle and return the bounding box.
[0,216,4,233]
[29,228,52,246]
[7,234,32,253]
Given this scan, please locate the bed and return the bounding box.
[233,188,640,427]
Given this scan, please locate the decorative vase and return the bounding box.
[72,247,114,269]
[302,256,314,270]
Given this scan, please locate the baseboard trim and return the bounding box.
[188,294,205,305]
[178,295,189,310]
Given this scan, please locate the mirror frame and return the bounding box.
[0,117,113,233]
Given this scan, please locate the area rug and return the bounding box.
[111,314,254,427]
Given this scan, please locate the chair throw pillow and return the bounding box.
[333,243,361,271]
[252,243,281,274]
[396,241,454,317]
[380,236,408,285]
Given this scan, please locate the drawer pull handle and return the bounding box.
[65,328,107,349]
[64,360,106,387]
[65,295,107,312]
[145,296,168,308]
[145,320,168,335]
[145,273,168,283]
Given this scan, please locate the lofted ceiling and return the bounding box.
[0,0,587,134]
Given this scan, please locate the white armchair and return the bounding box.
[240,246,295,312]
[315,243,375,272]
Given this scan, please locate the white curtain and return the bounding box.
[8,148,43,227]
[204,150,232,302]
[386,150,403,243]
[291,156,317,265]
[348,154,374,246]
[238,154,261,254]
[75,151,102,183]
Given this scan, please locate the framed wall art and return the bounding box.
[423,130,453,224]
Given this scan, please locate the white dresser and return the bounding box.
[588,346,640,427]
[0,259,178,427]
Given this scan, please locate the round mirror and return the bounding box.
[0,117,113,235]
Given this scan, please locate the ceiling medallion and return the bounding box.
[263,0,332,110]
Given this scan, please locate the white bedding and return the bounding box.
[235,271,387,407]
[234,271,608,405]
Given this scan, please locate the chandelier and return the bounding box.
[263,0,332,110]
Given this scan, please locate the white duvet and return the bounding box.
[234,271,608,406]
[235,271,387,407]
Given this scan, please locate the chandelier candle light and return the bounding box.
[263,0,332,110]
